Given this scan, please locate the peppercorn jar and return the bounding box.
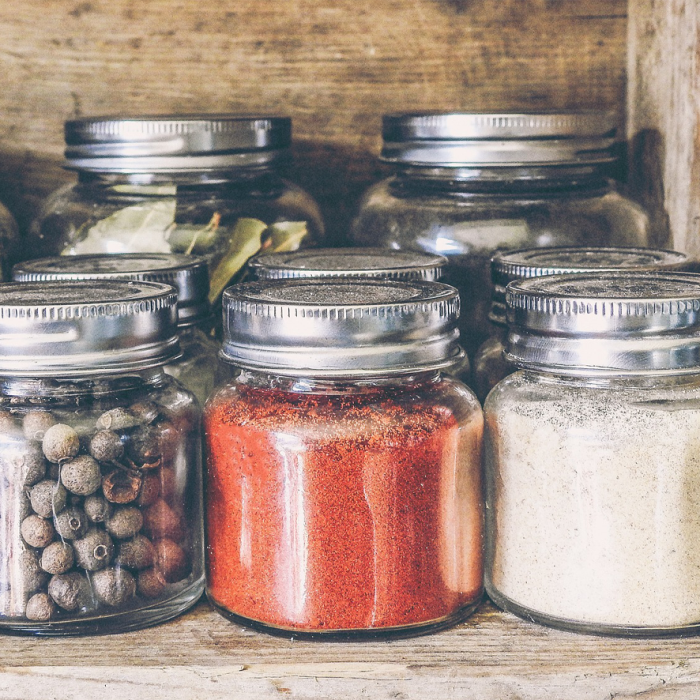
[13,253,219,406]
[485,272,700,636]
[204,278,484,639]
[350,112,650,359]
[472,246,689,402]
[0,280,203,634]
[27,115,324,308]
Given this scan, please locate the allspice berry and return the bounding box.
[22,411,56,441]
[61,455,101,496]
[116,535,155,570]
[40,541,74,575]
[130,401,159,425]
[0,410,18,434]
[20,548,49,595]
[84,494,112,523]
[153,420,179,462]
[96,408,141,431]
[105,507,143,540]
[126,425,161,466]
[20,514,55,548]
[136,471,160,507]
[25,592,56,621]
[92,567,136,607]
[102,469,142,504]
[137,567,167,599]
[154,538,189,583]
[4,442,46,487]
[29,479,67,518]
[42,424,80,464]
[89,430,124,463]
[48,571,90,612]
[142,499,183,541]
[73,528,114,571]
[54,506,88,540]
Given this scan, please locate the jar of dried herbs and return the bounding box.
[27,116,324,309]
[13,253,219,406]
[0,280,204,635]
[350,112,650,359]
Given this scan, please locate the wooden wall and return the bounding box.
[0,0,627,244]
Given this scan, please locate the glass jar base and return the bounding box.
[486,584,700,638]
[208,593,483,641]
[0,579,204,637]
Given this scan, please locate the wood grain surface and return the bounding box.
[0,0,627,244]
[0,599,698,699]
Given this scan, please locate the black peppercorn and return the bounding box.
[116,535,155,570]
[25,592,56,621]
[29,479,67,519]
[105,506,143,540]
[96,408,141,431]
[92,567,136,607]
[42,424,80,464]
[84,494,112,523]
[48,571,90,612]
[40,541,74,575]
[20,514,55,549]
[89,430,124,463]
[61,455,102,496]
[53,506,88,540]
[22,411,56,441]
[73,528,114,571]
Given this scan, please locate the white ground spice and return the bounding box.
[486,374,700,628]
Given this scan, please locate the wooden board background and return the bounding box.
[0,0,627,245]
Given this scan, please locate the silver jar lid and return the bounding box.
[380,112,617,167]
[221,279,462,376]
[489,246,689,325]
[248,248,447,282]
[505,272,700,375]
[64,115,291,173]
[0,281,179,377]
[13,254,211,327]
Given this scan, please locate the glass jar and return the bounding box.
[485,272,700,635]
[472,246,690,402]
[12,253,219,406]
[0,280,203,635]
[350,112,650,358]
[0,202,19,281]
[27,115,324,308]
[204,278,483,639]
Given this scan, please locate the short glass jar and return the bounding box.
[485,272,700,636]
[12,253,218,406]
[350,112,650,358]
[27,115,324,307]
[472,246,689,401]
[0,280,203,635]
[204,279,484,639]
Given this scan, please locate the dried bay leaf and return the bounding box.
[265,221,309,253]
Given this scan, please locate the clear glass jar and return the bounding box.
[27,116,324,308]
[204,278,483,639]
[485,272,700,635]
[350,112,650,358]
[472,246,690,402]
[12,253,219,407]
[0,280,203,635]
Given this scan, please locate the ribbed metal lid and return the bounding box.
[488,246,689,325]
[380,112,617,167]
[64,115,291,173]
[221,278,463,376]
[13,254,211,327]
[0,281,179,377]
[505,272,700,375]
[248,248,447,282]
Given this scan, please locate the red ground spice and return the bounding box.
[204,376,483,633]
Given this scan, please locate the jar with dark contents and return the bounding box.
[13,253,219,406]
[0,280,203,634]
[26,115,324,310]
[350,112,650,359]
[204,279,484,639]
[472,246,690,402]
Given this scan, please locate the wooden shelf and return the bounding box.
[1,597,698,698]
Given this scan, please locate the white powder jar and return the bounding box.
[484,271,700,635]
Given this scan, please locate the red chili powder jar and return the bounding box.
[204,278,484,639]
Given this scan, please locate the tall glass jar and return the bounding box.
[350,112,650,358]
[485,272,700,635]
[472,246,689,401]
[12,253,218,406]
[0,280,203,635]
[204,279,483,639]
[27,115,324,309]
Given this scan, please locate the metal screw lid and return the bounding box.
[13,254,211,327]
[0,281,179,377]
[64,115,291,173]
[248,248,447,282]
[505,272,700,375]
[221,278,463,376]
[380,111,617,167]
[488,246,690,325]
